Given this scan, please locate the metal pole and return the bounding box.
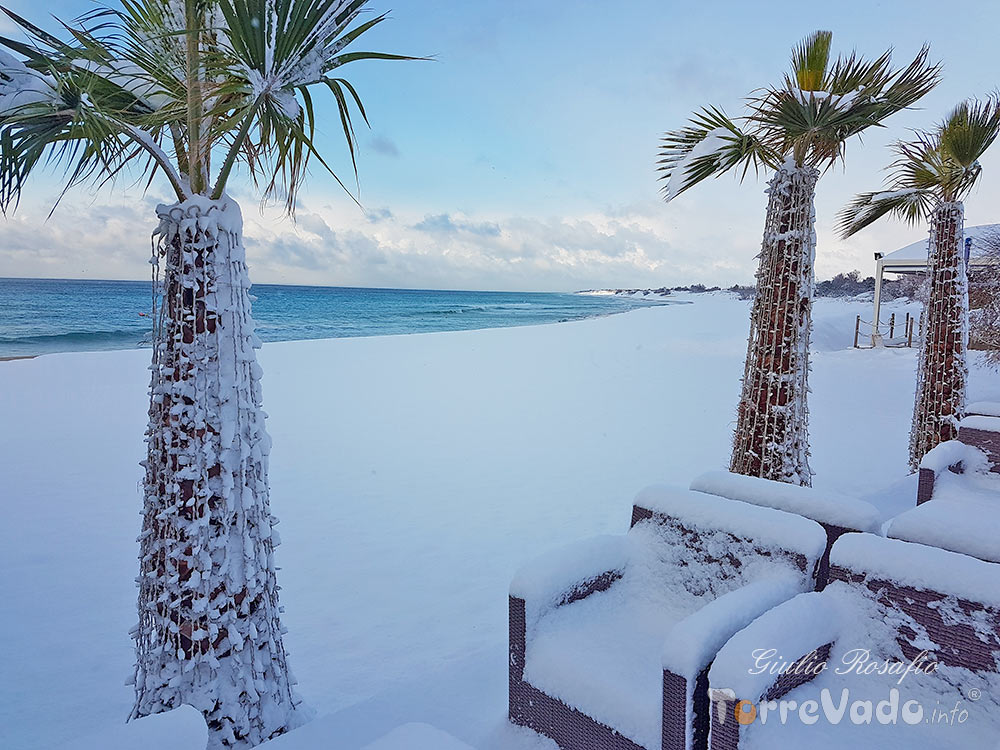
[872,254,885,347]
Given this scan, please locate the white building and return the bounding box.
[870,223,999,345]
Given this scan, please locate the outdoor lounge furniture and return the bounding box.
[707,533,1000,750]
[689,471,881,588]
[917,405,1000,503]
[509,486,828,750]
[889,409,1000,563]
[888,463,1000,564]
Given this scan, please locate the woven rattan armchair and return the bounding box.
[509,486,828,750]
[707,533,1000,750]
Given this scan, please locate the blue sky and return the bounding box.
[2,0,1000,289]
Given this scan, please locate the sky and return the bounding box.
[2,0,1000,291]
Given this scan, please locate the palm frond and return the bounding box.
[868,45,941,123]
[659,31,940,204]
[838,93,999,237]
[657,106,777,202]
[938,95,1000,169]
[791,30,831,91]
[824,48,892,95]
[210,0,422,203]
[0,2,190,206]
[0,0,417,215]
[836,188,932,238]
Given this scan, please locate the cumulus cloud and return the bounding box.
[0,187,955,292]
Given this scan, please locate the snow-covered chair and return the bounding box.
[917,405,1000,504]
[508,486,827,750]
[888,445,1000,564]
[707,533,1000,750]
[689,471,880,588]
[960,404,1000,471]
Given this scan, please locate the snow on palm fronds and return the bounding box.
[838,96,1000,468]
[657,30,940,202]
[656,31,939,485]
[0,0,421,211]
[838,97,1000,237]
[209,0,422,209]
[0,49,59,114]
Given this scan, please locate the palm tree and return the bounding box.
[0,1,415,745]
[657,31,939,486]
[838,97,1000,469]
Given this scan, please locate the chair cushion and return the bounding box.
[523,575,699,750]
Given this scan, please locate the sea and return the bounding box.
[0,278,671,359]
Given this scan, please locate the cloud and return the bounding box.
[365,206,393,224]
[369,134,400,158]
[0,187,948,293]
[412,213,501,237]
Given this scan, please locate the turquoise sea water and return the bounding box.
[0,278,670,358]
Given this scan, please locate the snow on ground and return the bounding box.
[0,293,995,749]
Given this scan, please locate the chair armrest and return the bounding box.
[660,576,807,750]
[709,591,841,703]
[661,575,806,681]
[508,535,628,692]
[916,440,989,503]
[509,534,629,623]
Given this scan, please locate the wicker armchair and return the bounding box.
[689,471,880,589]
[916,408,999,504]
[707,533,1000,750]
[509,486,828,750]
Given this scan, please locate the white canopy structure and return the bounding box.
[871,223,999,345]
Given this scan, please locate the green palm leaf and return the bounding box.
[0,0,419,214]
[658,30,940,204]
[839,95,1000,239]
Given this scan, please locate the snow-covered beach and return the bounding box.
[0,293,995,750]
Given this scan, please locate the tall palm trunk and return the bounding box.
[909,201,968,468]
[730,163,819,486]
[131,196,300,748]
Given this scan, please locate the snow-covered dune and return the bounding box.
[0,293,994,749]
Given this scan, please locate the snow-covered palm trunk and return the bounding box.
[909,202,968,469]
[131,196,299,748]
[730,163,818,486]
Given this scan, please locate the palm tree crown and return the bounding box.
[0,0,418,213]
[837,96,1000,237]
[657,30,940,202]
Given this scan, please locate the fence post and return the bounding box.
[889,313,896,339]
[907,317,914,347]
[854,315,861,349]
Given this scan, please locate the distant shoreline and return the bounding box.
[577,288,675,298]
[0,280,671,360]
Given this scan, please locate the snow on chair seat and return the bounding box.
[914,439,985,503]
[887,467,1000,563]
[509,486,827,750]
[689,470,880,589]
[706,533,1000,750]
